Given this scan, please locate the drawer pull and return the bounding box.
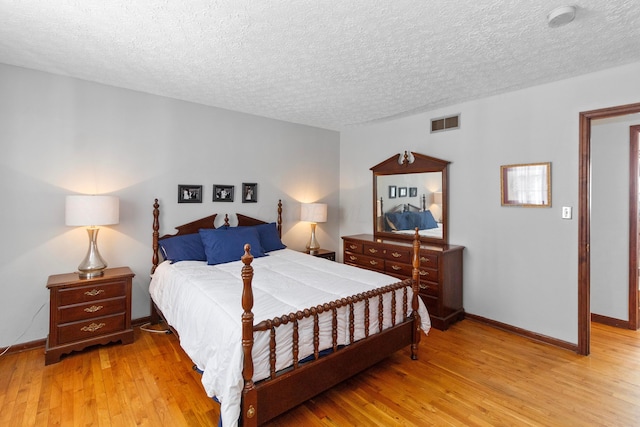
[391,252,402,258]
[84,305,103,313]
[81,322,105,333]
[419,270,429,276]
[368,248,378,254]
[369,260,379,266]
[349,244,357,250]
[349,255,358,261]
[419,284,428,290]
[84,289,105,297]
[391,265,402,271]
[420,257,430,263]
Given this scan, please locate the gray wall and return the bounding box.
[340,61,640,345]
[0,63,340,347]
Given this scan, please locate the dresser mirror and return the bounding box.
[372,151,449,244]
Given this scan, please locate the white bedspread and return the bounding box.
[149,248,430,427]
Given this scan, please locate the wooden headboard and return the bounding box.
[151,199,283,273]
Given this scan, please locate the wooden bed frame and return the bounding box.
[150,198,423,426]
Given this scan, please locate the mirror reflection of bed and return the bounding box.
[377,194,443,239]
[375,166,444,240]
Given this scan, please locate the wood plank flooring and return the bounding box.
[1,320,639,426]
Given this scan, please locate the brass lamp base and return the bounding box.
[306,222,321,254]
[77,227,108,279]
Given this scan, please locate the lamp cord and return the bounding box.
[139,321,172,334]
[0,301,47,357]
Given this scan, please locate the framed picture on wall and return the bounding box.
[213,185,234,202]
[389,185,397,199]
[178,185,203,203]
[399,187,408,197]
[409,187,417,197]
[500,162,551,207]
[242,183,257,203]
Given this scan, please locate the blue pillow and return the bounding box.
[159,233,206,263]
[251,223,286,252]
[393,212,419,230]
[199,227,266,265]
[419,210,438,230]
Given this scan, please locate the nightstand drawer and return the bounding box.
[58,297,126,323]
[57,313,126,345]
[59,281,126,306]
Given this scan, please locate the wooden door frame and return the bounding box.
[578,102,640,356]
[630,125,640,331]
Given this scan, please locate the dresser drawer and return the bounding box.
[344,241,363,254]
[58,281,126,306]
[420,294,438,314]
[58,297,126,324]
[344,251,385,272]
[385,261,412,277]
[418,280,439,297]
[418,267,439,283]
[363,243,385,257]
[383,247,411,263]
[419,252,439,269]
[57,313,126,345]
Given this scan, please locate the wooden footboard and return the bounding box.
[239,233,422,426]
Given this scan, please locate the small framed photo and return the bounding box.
[178,185,202,203]
[399,187,408,198]
[242,183,257,203]
[409,187,417,197]
[389,185,397,199]
[213,185,234,202]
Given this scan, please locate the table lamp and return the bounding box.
[65,195,119,279]
[300,203,327,254]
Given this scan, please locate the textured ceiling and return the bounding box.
[1,1,639,130]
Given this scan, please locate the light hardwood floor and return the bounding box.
[1,320,639,426]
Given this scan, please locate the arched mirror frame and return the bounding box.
[372,151,449,244]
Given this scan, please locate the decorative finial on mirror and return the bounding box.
[400,151,415,166]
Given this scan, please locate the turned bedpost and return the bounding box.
[241,244,258,426]
[411,227,422,360]
[152,199,160,274]
[277,199,283,237]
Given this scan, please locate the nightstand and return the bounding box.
[45,266,135,365]
[304,249,336,261]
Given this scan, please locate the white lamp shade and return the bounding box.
[66,195,119,226]
[432,192,443,204]
[300,203,327,223]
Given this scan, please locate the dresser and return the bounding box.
[342,234,464,330]
[45,266,135,365]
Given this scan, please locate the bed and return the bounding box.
[149,199,430,426]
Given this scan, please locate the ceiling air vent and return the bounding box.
[430,114,460,133]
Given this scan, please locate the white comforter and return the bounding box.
[149,248,430,427]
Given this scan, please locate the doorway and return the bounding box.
[578,102,640,356]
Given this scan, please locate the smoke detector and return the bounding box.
[547,5,576,28]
